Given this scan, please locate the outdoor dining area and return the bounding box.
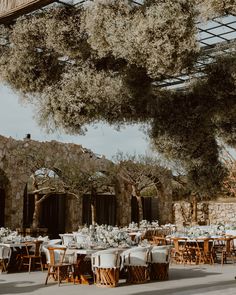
[1,222,236,289]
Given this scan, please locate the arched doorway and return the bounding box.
[131,196,159,223]
[82,194,116,226]
[23,189,66,237]
[23,168,66,237]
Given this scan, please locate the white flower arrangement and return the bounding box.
[173,223,236,238]
[76,224,134,248]
[0,227,19,242]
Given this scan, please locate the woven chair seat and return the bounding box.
[126,265,149,284]
[150,262,169,281]
[148,246,170,281]
[94,267,120,287]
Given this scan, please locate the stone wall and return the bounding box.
[0,134,173,230]
[0,135,110,230]
[115,169,173,226]
[173,200,236,228]
[208,202,236,225]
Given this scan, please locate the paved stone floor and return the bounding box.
[1,264,236,295]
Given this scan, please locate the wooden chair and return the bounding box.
[143,230,156,241]
[152,236,167,246]
[0,245,11,272]
[149,246,170,280]
[188,239,204,265]
[219,236,236,265]
[19,240,43,273]
[171,238,189,264]
[213,237,226,262]
[74,254,93,284]
[45,246,74,286]
[122,247,150,284]
[92,250,121,287]
[201,238,215,264]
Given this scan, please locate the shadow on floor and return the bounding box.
[129,279,236,295]
[169,266,222,280]
[0,281,45,294]
[117,266,222,288]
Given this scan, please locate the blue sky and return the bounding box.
[0,84,152,159]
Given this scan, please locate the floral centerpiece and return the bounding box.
[0,227,19,242]
[75,224,134,249]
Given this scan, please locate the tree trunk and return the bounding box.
[91,203,96,225]
[192,195,198,225]
[114,179,121,226]
[132,185,143,224]
[136,195,143,224]
[91,188,97,225]
[32,193,41,229]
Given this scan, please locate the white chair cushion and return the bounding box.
[42,241,63,263]
[92,252,121,269]
[43,244,66,264]
[149,250,169,263]
[149,246,170,263]
[122,247,149,267]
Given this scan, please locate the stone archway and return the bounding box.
[0,134,173,229]
[22,167,67,236]
[0,135,109,230]
[115,170,173,226]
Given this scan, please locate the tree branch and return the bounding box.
[37,191,64,204]
[66,192,80,200]
[30,187,55,194]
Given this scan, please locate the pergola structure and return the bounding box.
[159,14,236,89]
[0,0,235,90]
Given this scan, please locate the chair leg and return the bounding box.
[2,260,6,272]
[221,251,226,266]
[29,257,32,273]
[40,258,44,272]
[72,266,75,284]
[19,257,23,271]
[45,267,50,285]
[58,267,60,286]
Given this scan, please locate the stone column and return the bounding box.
[5,183,25,229]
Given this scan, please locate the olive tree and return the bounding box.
[0,1,236,194]
[113,153,171,223]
